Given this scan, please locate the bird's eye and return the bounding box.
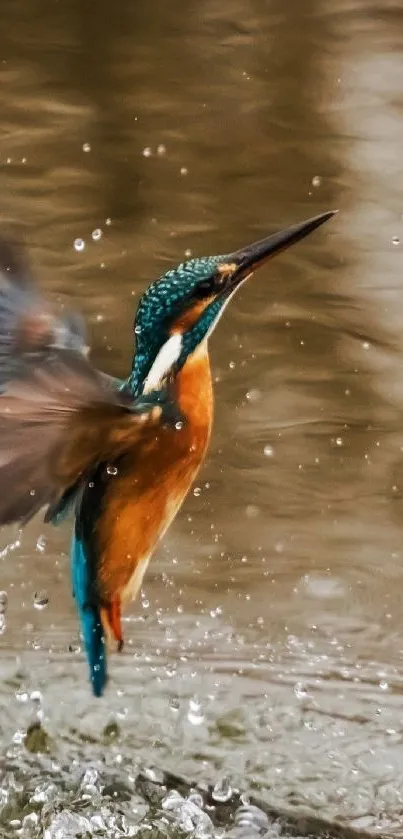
[194,278,215,298]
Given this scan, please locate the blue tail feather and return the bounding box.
[71,533,107,697]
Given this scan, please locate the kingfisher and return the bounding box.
[0,210,335,696]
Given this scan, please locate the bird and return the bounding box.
[0,210,336,696]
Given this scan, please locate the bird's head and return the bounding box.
[128,211,336,396]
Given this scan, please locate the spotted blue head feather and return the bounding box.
[127,255,226,394]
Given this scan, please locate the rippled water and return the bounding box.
[1,0,403,836]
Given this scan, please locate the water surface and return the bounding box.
[1,0,403,836]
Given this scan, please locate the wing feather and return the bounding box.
[0,237,88,391]
[0,237,182,527]
[0,351,167,526]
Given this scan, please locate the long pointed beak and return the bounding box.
[227,210,337,285]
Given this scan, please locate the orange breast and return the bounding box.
[97,346,213,605]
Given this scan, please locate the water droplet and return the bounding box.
[143,146,152,157]
[106,464,118,476]
[105,217,112,226]
[212,777,233,803]
[29,489,35,496]
[134,324,142,335]
[294,681,308,699]
[187,696,204,725]
[263,444,274,457]
[392,236,400,246]
[30,689,43,704]
[34,591,49,610]
[0,591,8,613]
[91,228,102,241]
[157,144,166,156]
[15,688,28,703]
[331,436,344,448]
[246,388,260,402]
[36,535,46,553]
[193,487,201,497]
[175,421,183,430]
[311,175,322,187]
[180,166,188,176]
[184,248,192,258]
[0,614,6,635]
[169,696,180,713]
[379,679,389,691]
[74,238,85,252]
[82,142,91,152]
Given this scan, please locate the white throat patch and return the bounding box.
[142,333,183,394]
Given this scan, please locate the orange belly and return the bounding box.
[97,346,213,606]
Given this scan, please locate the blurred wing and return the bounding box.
[0,351,168,526]
[0,237,88,390]
[0,237,183,527]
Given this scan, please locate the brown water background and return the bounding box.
[1,0,403,835]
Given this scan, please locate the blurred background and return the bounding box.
[1,0,403,836]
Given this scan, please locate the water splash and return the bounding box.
[212,777,233,803]
[187,696,205,726]
[33,591,49,610]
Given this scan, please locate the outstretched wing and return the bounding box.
[0,238,178,526]
[0,350,169,526]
